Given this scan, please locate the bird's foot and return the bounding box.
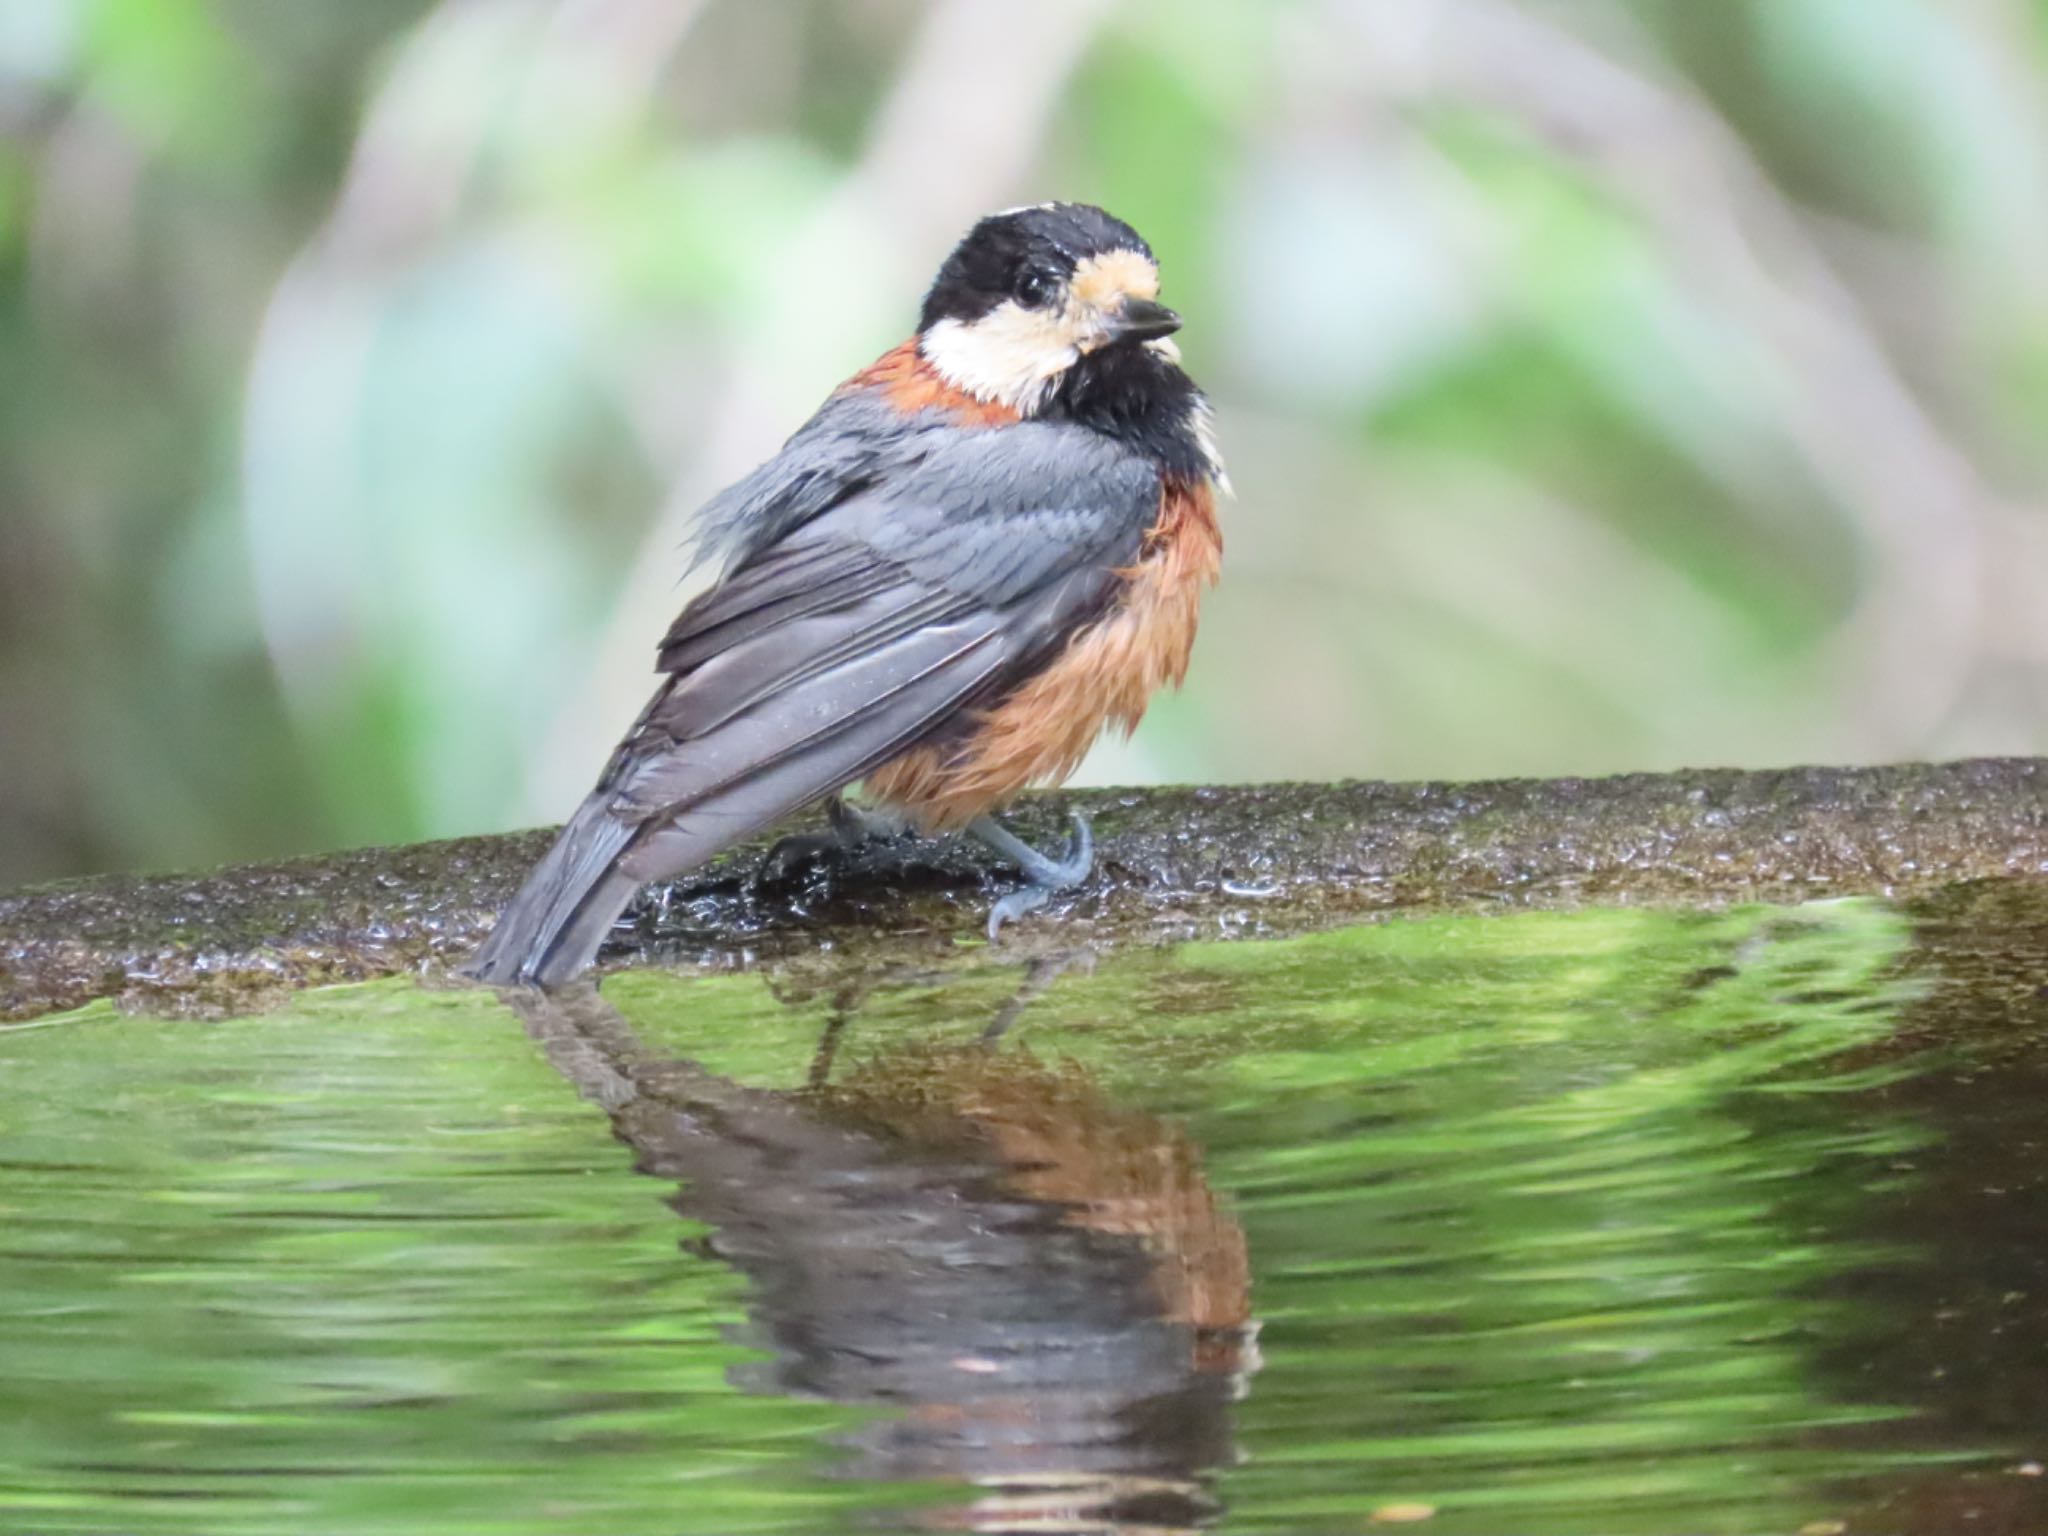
[760,796,910,885]
[971,812,1094,940]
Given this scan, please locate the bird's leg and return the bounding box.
[760,795,910,884]
[982,949,1096,1043]
[970,811,1094,940]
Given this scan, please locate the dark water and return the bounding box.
[5,885,2048,1534]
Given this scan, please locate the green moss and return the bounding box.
[3,762,2044,1021]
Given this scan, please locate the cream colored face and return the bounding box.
[919,248,1165,415]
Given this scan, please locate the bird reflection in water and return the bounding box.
[511,960,1257,1534]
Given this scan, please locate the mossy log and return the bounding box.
[3,758,2044,1020]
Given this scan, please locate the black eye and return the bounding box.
[1013,265,1058,307]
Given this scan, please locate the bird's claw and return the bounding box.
[979,811,1094,941]
[759,798,907,886]
[987,884,1056,939]
[761,829,848,885]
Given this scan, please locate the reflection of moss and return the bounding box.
[1,898,1986,1535]
[0,982,872,1536]
[1172,905,1937,1533]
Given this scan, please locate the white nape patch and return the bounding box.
[920,249,1165,417]
[1189,396,1232,494]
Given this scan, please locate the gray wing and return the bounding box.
[467,421,1159,986]
[611,422,1162,851]
[690,388,954,572]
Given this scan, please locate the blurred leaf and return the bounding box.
[0,0,82,84]
[84,0,266,173]
[7,0,2048,879]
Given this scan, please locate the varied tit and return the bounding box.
[467,202,1226,987]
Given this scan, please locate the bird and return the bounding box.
[466,202,1226,987]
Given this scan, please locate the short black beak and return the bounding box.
[1110,296,1182,342]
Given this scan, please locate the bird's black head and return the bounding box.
[920,203,1155,328]
[915,202,1186,417]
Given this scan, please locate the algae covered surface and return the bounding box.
[7,887,2048,1534]
[4,759,2044,1020]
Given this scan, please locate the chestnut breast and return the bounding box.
[866,474,1222,829]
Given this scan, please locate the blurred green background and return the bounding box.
[4,0,2047,887]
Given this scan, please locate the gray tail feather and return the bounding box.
[466,669,960,987]
[464,796,646,988]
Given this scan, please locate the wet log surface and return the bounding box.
[3,758,2044,1020]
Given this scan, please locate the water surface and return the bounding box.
[5,888,2048,1534]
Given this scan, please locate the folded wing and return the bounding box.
[467,421,1161,985]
